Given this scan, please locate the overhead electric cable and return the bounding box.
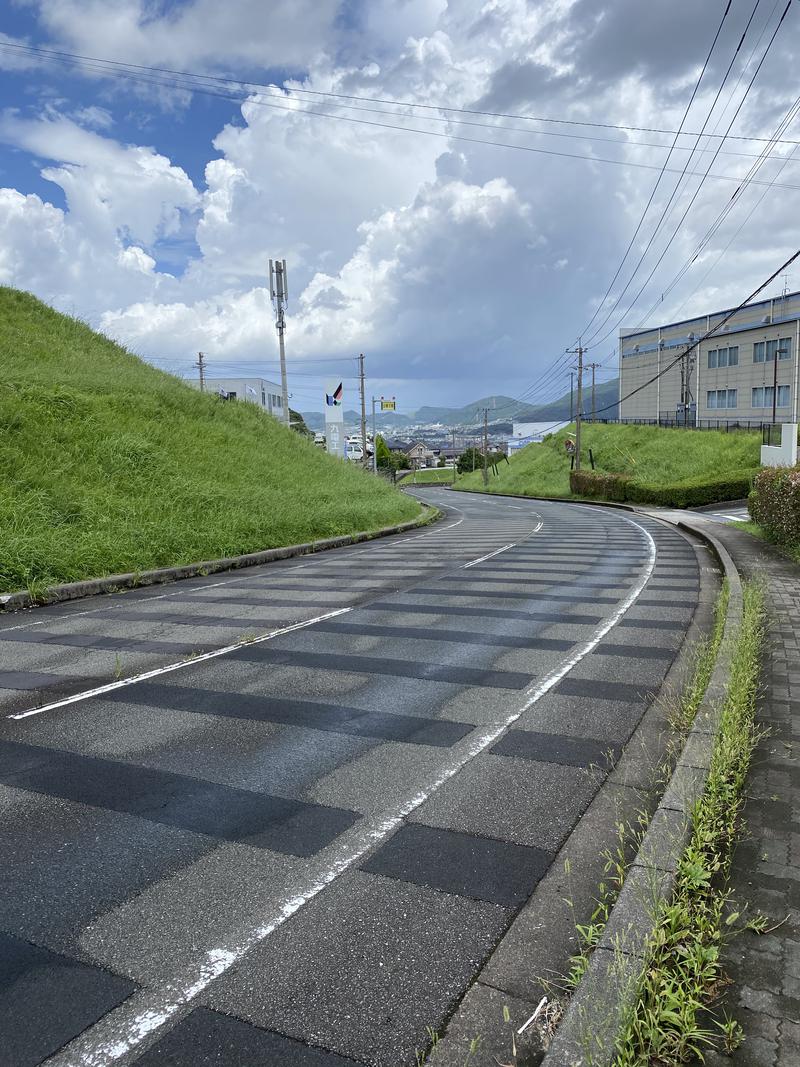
[585,0,794,351]
[2,39,799,147]
[582,0,769,350]
[594,246,800,416]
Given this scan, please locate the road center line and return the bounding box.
[51,512,656,1067]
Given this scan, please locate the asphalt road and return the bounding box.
[0,491,703,1067]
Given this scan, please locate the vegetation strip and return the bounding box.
[542,524,754,1067]
[614,582,765,1065]
[0,505,440,611]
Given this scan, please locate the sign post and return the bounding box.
[325,382,346,459]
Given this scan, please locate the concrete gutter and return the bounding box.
[541,514,743,1066]
[0,504,440,613]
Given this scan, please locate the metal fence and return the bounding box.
[594,416,779,435]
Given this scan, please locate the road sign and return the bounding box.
[564,438,576,454]
[380,397,396,411]
[324,382,346,458]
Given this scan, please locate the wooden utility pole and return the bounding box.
[569,371,574,422]
[195,351,206,392]
[567,340,584,470]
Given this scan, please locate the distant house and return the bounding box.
[384,438,436,469]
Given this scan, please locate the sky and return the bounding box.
[1,0,799,415]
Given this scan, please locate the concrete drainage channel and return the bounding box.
[0,505,441,612]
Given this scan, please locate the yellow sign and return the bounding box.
[380,399,396,411]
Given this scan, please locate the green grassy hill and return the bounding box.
[458,423,761,500]
[0,288,421,594]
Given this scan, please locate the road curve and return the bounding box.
[0,491,703,1067]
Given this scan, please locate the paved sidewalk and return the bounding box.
[683,520,800,1067]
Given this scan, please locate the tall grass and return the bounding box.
[457,424,761,498]
[0,288,420,592]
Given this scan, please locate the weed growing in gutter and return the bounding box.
[614,582,765,1066]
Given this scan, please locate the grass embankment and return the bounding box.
[456,424,760,504]
[0,288,421,595]
[616,583,766,1065]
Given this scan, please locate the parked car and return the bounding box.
[313,432,326,448]
[346,442,365,462]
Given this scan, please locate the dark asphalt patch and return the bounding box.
[0,931,136,1067]
[361,823,551,906]
[229,646,535,690]
[491,729,622,768]
[553,677,654,702]
[0,670,72,690]
[592,643,676,660]
[0,741,358,856]
[618,618,686,630]
[403,587,620,604]
[361,602,604,624]
[0,630,218,656]
[312,620,573,651]
[105,683,474,747]
[132,1008,360,1066]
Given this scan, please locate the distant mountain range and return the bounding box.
[302,379,619,431]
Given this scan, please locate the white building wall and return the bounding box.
[188,377,285,417]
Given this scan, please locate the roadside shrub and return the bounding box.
[569,469,630,500]
[749,465,800,544]
[570,468,757,508]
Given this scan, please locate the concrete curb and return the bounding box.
[541,516,743,1066]
[435,484,636,512]
[0,505,440,613]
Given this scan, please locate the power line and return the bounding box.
[3,39,799,147]
[4,44,800,193]
[577,0,735,343]
[582,0,772,350]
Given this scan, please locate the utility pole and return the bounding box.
[567,340,584,470]
[371,395,378,473]
[773,344,789,428]
[586,362,602,422]
[269,258,290,427]
[482,407,489,487]
[358,353,368,466]
[569,371,574,422]
[195,351,205,393]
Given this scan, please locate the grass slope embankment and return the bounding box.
[457,423,761,505]
[0,288,421,595]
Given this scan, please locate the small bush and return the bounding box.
[749,465,800,544]
[569,469,631,500]
[570,468,757,508]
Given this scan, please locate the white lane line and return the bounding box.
[462,544,515,568]
[7,607,353,721]
[53,513,655,1067]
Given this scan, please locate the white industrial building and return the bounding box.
[619,289,800,425]
[188,377,285,418]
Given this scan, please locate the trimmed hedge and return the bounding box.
[749,465,800,544]
[570,468,757,508]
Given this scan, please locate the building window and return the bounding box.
[752,386,790,408]
[261,389,266,406]
[707,389,737,409]
[707,347,737,369]
[754,338,792,362]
